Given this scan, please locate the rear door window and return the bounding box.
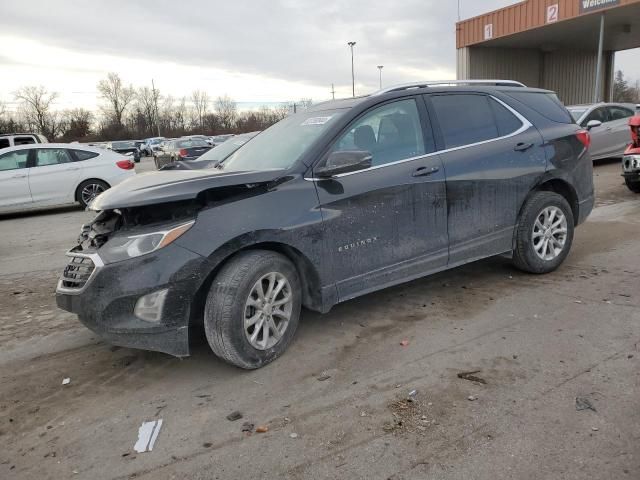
[607,106,634,121]
[430,94,499,149]
[0,150,30,171]
[34,149,73,167]
[0,138,10,149]
[489,98,523,136]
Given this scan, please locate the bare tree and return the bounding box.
[13,86,59,137]
[215,95,237,131]
[174,96,188,131]
[97,73,135,128]
[191,90,209,130]
[135,86,159,134]
[61,108,94,141]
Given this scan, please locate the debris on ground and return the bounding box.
[133,419,163,453]
[241,422,254,433]
[289,433,298,438]
[317,372,331,381]
[457,370,487,385]
[575,396,597,412]
[226,411,243,421]
[468,395,477,401]
[386,397,432,435]
[407,389,418,402]
[61,378,71,385]
[591,427,599,431]
[256,425,269,433]
[400,340,409,347]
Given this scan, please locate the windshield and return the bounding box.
[198,133,258,163]
[222,110,345,171]
[567,107,588,122]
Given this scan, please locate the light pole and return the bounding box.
[377,65,384,89]
[347,41,356,97]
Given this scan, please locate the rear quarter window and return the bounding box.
[504,91,573,124]
[71,149,100,161]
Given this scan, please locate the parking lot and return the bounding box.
[0,159,638,479]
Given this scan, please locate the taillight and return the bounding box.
[116,159,135,170]
[179,149,188,157]
[576,130,591,149]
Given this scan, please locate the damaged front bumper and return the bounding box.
[56,243,208,357]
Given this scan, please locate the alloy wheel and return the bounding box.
[81,183,106,205]
[244,272,293,350]
[532,206,568,261]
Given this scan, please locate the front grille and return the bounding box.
[61,255,96,290]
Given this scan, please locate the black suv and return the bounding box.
[56,80,594,369]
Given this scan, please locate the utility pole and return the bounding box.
[377,65,384,89]
[347,41,356,97]
[151,79,161,137]
[457,0,461,21]
[593,13,605,103]
[330,83,335,100]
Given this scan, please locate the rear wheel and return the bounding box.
[512,191,574,274]
[625,177,640,193]
[204,250,302,369]
[76,179,109,208]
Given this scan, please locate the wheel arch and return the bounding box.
[187,240,325,330]
[519,178,579,227]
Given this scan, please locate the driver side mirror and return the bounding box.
[586,120,602,130]
[315,150,372,178]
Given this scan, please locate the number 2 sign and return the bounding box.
[547,4,559,23]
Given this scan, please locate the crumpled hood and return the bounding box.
[90,168,287,210]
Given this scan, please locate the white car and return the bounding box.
[0,143,136,213]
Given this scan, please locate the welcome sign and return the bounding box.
[579,0,621,14]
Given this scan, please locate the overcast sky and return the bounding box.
[1,0,638,111]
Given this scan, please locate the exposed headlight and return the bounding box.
[100,221,194,263]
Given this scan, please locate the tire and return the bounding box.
[204,250,302,369]
[76,179,109,208]
[512,191,574,274]
[625,177,640,193]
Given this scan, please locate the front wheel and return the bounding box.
[204,250,302,369]
[625,177,640,193]
[77,179,109,208]
[512,191,574,274]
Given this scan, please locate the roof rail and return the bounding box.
[371,79,526,96]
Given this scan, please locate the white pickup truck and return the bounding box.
[0,133,48,150]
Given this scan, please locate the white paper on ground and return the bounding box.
[134,419,163,453]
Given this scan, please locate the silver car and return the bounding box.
[567,103,639,160]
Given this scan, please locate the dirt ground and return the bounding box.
[0,159,638,480]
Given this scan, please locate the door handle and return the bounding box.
[412,166,440,177]
[514,142,534,152]
[12,173,27,178]
[65,166,80,171]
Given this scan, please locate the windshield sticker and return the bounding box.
[302,116,333,126]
